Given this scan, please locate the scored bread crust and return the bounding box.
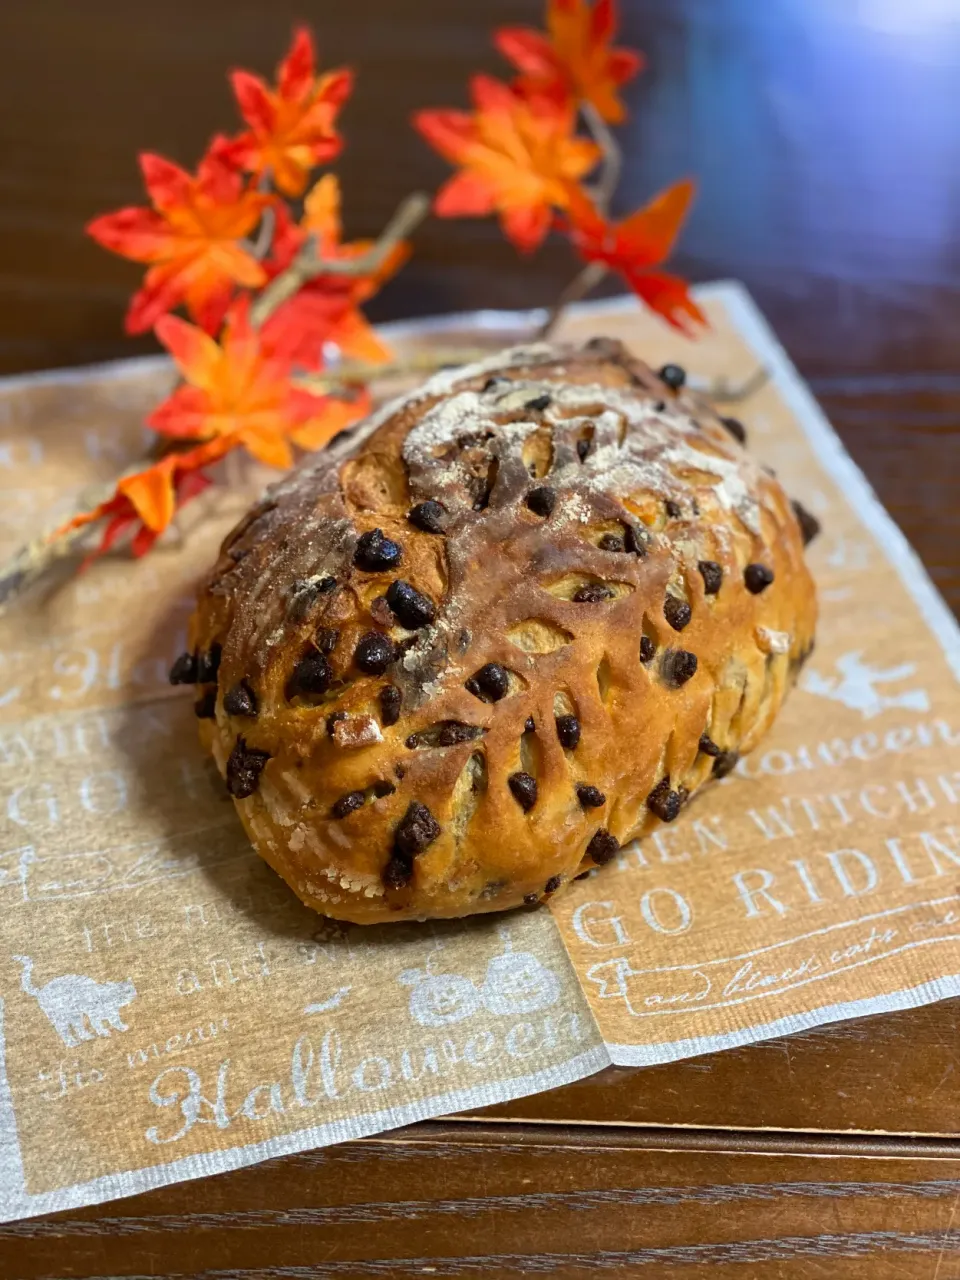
[187,338,817,923]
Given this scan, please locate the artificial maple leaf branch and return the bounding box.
[4,6,715,611]
[249,191,430,328]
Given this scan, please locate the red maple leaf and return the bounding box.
[60,436,233,563]
[564,181,706,333]
[149,299,368,469]
[223,27,353,197]
[496,0,643,124]
[415,76,599,253]
[86,137,269,335]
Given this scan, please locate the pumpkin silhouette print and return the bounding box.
[479,931,561,1016]
[12,955,137,1047]
[399,951,481,1027]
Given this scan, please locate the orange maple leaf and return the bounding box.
[415,75,600,253]
[86,137,269,336]
[223,28,353,197]
[60,436,233,563]
[496,0,643,124]
[564,181,706,334]
[149,299,368,469]
[260,175,407,370]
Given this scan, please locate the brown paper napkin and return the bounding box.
[1,284,958,1221]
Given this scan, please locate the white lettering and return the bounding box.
[826,849,878,898]
[639,887,692,935]
[732,868,787,918]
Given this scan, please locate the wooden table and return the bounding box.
[2,1,960,1275]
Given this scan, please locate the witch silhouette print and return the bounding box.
[12,956,137,1048]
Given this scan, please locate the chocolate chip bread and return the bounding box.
[176,338,818,923]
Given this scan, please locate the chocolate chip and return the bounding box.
[317,628,340,655]
[573,583,614,603]
[288,576,336,621]
[556,714,580,749]
[665,499,683,519]
[373,781,396,798]
[326,711,348,736]
[386,580,436,630]
[653,400,667,412]
[576,438,591,461]
[792,499,821,546]
[744,563,774,594]
[525,486,556,517]
[465,662,509,702]
[640,636,657,664]
[332,790,365,819]
[525,393,552,411]
[288,652,331,697]
[624,524,649,557]
[720,416,747,445]
[483,375,510,391]
[647,777,682,823]
[699,733,721,757]
[713,750,740,778]
[574,870,592,881]
[509,772,538,811]
[698,561,723,595]
[197,644,222,683]
[169,652,198,685]
[223,681,257,717]
[599,534,625,552]
[408,500,446,534]
[226,736,270,798]
[524,717,536,733]
[544,875,562,894]
[393,801,441,861]
[664,595,692,631]
[524,892,540,906]
[354,632,399,675]
[194,689,217,719]
[380,685,402,726]
[576,784,606,808]
[662,649,698,687]
[586,828,620,864]
[354,528,402,572]
[659,363,686,390]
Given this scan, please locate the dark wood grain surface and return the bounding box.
[2,0,960,1275]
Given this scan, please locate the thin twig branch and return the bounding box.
[536,262,608,341]
[250,191,430,328]
[690,366,771,403]
[251,204,276,260]
[292,346,496,394]
[0,466,141,611]
[582,102,622,216]
[250,169,277,260]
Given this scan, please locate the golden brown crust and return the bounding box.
[185,338,817,923]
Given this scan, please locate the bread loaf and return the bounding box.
[176,339,818,923]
